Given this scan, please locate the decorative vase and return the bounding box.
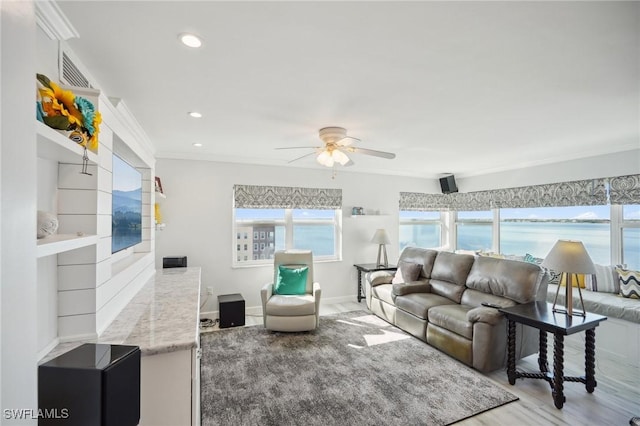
[37,210,59,239]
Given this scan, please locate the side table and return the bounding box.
[353,263,397,303]
[499,301,607,409]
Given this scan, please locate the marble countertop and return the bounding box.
[42,267,201,362]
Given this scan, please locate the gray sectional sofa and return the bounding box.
[365,247,548,372]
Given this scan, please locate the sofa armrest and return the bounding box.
[261,282,273,327]
[466,306,504,326]
[367,270,394,287]
[392,281,431,297]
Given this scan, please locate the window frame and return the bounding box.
[398,210,443,250]
[233,208,342,267]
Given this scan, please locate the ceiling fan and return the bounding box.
[276,127,396,167]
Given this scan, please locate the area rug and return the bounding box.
[200,311,517,425]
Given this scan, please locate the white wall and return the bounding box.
[1,1,38,420]
[457,149,640,192]
[154,159,433,312]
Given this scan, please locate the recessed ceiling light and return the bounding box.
[192,143,203,147]
[179,33,202,48]
[188,111,202,118]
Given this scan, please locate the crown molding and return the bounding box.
[35,0,79,41]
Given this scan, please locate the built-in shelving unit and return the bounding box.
[36,121,98,165]
[36,233,98,258]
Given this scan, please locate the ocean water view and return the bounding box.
[401,222,640,270]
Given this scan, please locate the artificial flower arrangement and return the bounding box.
[36,73,101,153]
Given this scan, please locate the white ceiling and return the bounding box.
[57,1,639,179]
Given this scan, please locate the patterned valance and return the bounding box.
[234,185,342,209]
[609,174,640,205]
[399,192,449,211]
[400,177,612,211]
[491,178,607,208]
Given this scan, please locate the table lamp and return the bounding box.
[371,229,390,267]
[541,239,595,316]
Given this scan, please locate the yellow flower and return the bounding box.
[87,111,102,152]
[52,82,85,126]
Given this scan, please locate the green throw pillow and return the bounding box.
[274,265,308,295]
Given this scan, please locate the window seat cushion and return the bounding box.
[547,284,640,324]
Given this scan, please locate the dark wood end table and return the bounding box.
[353,264,397,302]
[499,301,607,409]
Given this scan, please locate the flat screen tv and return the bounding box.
[112,154,142,253]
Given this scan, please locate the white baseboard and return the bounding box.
[58,332,98,343]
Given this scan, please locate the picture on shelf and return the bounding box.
[112,154,142,253]
[155,176,164,194]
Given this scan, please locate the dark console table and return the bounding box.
[353,263,397,302]
[499,301,607,409]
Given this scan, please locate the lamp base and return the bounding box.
[376,244,388,268]
[551,272,587,317]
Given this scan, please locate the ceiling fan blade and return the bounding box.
[287,151,317,164]
[275,146,319,150]
[336,136,360,147]
[347,147,396,159]
[344,158,355,167]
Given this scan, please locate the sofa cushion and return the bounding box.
[428,304,474,340]
[466,256,543,304]
[391,261,423,284]
[618,268,640,299]
[461,288,517,309]
[398,247,439,279]
[371,283,394,305]
[396,293,455,320]
[265,294,316,316]
[431,252,475,286]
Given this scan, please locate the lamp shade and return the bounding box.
[541,240,596,274]
[371,229,391,245]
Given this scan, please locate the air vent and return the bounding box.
[61,52,91,88]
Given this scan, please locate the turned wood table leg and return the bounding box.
[553,332,565,409]
[585,328,597,393]
[538,330,549,373]
[507,319,517,385]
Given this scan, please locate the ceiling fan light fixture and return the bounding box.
[317,150,334,167]
[332,149,350,165]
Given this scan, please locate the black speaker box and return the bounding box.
[163,256,187,268]
[439,175,458,194]
[38,343,140,426]
[218,293,245,328]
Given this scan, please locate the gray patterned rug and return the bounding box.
[200,310,517,425]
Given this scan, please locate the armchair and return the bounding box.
[261,250,321,332]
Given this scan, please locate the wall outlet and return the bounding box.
[207,287,213,295]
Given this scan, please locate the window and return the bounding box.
[622,205,640,270]
[244,232,248,239]
[456,211,492,252]
[236,233,240,240]
[399,211,441,250]
[243,244,248,251]
[236,244,240,251]
[500,206,611,264]
[234,208,341,264]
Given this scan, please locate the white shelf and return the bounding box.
[36,121,98,165]
[36,233,98,258]
[349,214,389,218]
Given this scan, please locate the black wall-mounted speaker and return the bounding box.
[439,175,458,194]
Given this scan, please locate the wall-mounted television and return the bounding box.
[112,154,142,253]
